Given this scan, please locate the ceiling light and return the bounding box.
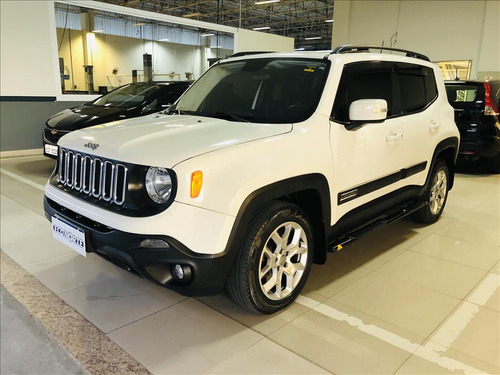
[294,48,305,51]
[183,12,202,18]
[92,29,104,33]
[210,46,221,49]
[132,22,146,26]
[304,36,322,40]
[253,26,271,31]
[159,38,170,41]
[325,19,333,23]
[201,33,215,37]
[255,0,280,4]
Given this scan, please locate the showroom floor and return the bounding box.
[1,155,499,375]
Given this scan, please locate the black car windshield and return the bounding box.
[173,58,329,123]
[92,83,162,108]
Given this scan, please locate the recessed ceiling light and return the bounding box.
[253,26,271,31]
[294,48,305,51]
[159,38,170,41]
[255,0,280,4]
[304,36,322,40]
[201,33,215,37]
[92,29,104,33]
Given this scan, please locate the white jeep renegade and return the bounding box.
[45,45,459,313]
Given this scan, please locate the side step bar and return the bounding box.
[328,201,427,252]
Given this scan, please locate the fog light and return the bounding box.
[173,264,184,280]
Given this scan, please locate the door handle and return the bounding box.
[385,133,403,142]
[428,121,441,130]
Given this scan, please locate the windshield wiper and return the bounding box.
[211,112,253,123]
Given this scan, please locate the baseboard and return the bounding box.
[0,148,43,158]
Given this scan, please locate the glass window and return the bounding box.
[444,84,485,109]
[397,63,438,114]
[436,60,472,80]
[331,61,394,123]
[92,83,162,108]
[173,58,330,123]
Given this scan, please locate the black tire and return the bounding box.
[227,202,314,314]
[411,159,449,223]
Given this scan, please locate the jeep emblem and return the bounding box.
[84,141,99,150]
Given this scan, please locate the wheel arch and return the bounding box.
[224,174,331,266]
[428,137,459,190]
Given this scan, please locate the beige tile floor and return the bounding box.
[1,155,499,374]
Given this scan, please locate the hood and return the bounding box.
[58,114,292,167]
[46,105,134,130]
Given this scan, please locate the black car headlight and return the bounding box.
[145,167,173,204]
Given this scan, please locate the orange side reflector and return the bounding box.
[190,171,203,198]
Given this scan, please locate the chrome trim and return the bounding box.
[92,158,103,198]
[102,161,114,202]
[113,164,127,205]
[57,149,127,206]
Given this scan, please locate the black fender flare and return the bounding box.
[220,173,332,268]
[425,137,459,192]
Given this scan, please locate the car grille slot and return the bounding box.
[57,149,127,205]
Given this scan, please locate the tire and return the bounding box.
[227,202,314,314]
[411,159,449,223]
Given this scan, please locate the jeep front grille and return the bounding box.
[57,149,128,205]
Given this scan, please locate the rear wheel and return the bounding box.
[411,159,449,223]
[227,202,313,314]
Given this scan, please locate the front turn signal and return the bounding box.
[190,171,203,198]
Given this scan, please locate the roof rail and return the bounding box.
[328,45,430,62]
[227,51,274,58]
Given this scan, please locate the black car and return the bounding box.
[445,80,500,172]
[43,81,191,158]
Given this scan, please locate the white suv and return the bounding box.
[45,45,459,313]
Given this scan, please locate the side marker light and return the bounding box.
[190,171,203,198]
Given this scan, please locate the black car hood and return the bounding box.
[46,105,137,130]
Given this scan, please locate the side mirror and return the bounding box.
[347,99,388,130]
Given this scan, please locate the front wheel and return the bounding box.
[227,202,313,314]
[411,159,449,223]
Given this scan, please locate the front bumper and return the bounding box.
[44,196,236,296]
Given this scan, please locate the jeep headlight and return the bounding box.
[145,167,173,204]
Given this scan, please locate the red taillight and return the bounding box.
[484,82,499,115]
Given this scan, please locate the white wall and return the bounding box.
[1,1,60,96]
[332,0,500,79]
[234,29,294,53]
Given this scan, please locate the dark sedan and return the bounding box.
[43,81,191,158]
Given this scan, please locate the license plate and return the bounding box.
[45,144,58,156]
[52,216,87,257]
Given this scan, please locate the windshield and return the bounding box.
[92,83,162,108]
[173,58,329,123]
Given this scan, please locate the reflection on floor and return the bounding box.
[1,155,499,374]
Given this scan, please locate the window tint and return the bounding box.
[331,61,394,123]
[397,63,437,114]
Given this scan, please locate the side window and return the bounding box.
[397,63,437,114]
[332,61,395,123]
